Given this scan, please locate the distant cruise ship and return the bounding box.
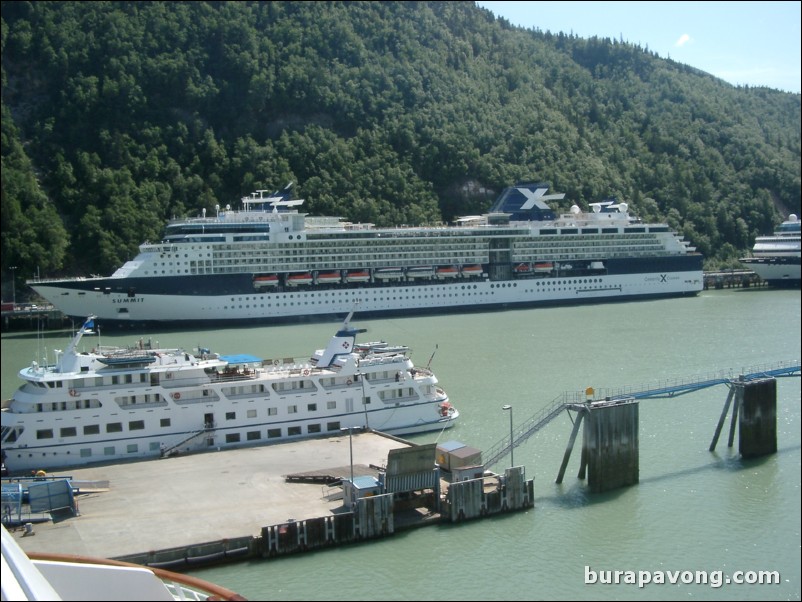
[739,214,801,287]
[0,313,457,473]
[30,182,704,326]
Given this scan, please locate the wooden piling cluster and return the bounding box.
[443,466,534,521]
[556,398,639,493]
[710,377,777,457]
[703,270,764,289]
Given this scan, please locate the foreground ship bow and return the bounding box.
[30,181,704,326]
[0,313,458,473]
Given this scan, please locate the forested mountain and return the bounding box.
[1,1,800,292]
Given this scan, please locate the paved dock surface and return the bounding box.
[9,432,410,559]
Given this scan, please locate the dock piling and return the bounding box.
[709,377,777,457]
[557,398,639,493]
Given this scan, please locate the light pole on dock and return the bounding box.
[502,404,514,468]
[340,426,354,488]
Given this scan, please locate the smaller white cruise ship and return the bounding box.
[0,312,457,474]
[739,214,801,286]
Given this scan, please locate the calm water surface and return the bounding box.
[2,288,800,600]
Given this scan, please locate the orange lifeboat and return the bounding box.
[253,274,279,288]
[316,271,342,284]
[344,270,370,283]
[286,272,313,286]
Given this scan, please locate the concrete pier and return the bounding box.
[4,431,533,569]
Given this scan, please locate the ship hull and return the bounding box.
[2,406,457,474]
[32,256,703,327]
[739,256,801,287]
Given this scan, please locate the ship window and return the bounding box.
[84,425,100,435]
[104,447,115,456]
[247,431,261,441]
[80,449,92,458]
[160,418,171,427]
[288,405,298,414]
[247,409,257,418]
[60,427,77,437]
[226,412,235,420]
[107,422,123,433]
[307,403,317,412]
[268,407,278,416]
[307,424,321,434]
[129,420,145,431]
[327,421,341,431]
[127,444,138,453]
[327,401,336,410]
[267,428,281,438]
[288,426,302,436]
[225,433,241,443]
[36,429,54,440]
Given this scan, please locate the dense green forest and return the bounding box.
[1,1,800,297]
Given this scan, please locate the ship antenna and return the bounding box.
[426,344,438,369]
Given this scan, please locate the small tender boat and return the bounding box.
[374,267,405,279]
[461,265,483,277]
[407,266,434,278]
[97,353,156,367]
[436,266,460,278]
[534,262,554,272]
[316,271,342,284]
[344,270,371,283]
[253,274,279,287]
[514,263,531,273]
[286,272,313,286]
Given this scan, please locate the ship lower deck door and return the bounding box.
[204,413,214,429]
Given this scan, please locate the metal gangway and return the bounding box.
[483,359,801,470]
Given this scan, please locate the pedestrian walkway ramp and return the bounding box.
[483,359,800,470]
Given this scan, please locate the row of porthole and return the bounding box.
[221,283,615,310]
[226,278,606,303]
[229,284,484,302]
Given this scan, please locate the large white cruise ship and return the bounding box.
[30,182,704,326]
[0,313,457,474]
[739,214,801,287]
